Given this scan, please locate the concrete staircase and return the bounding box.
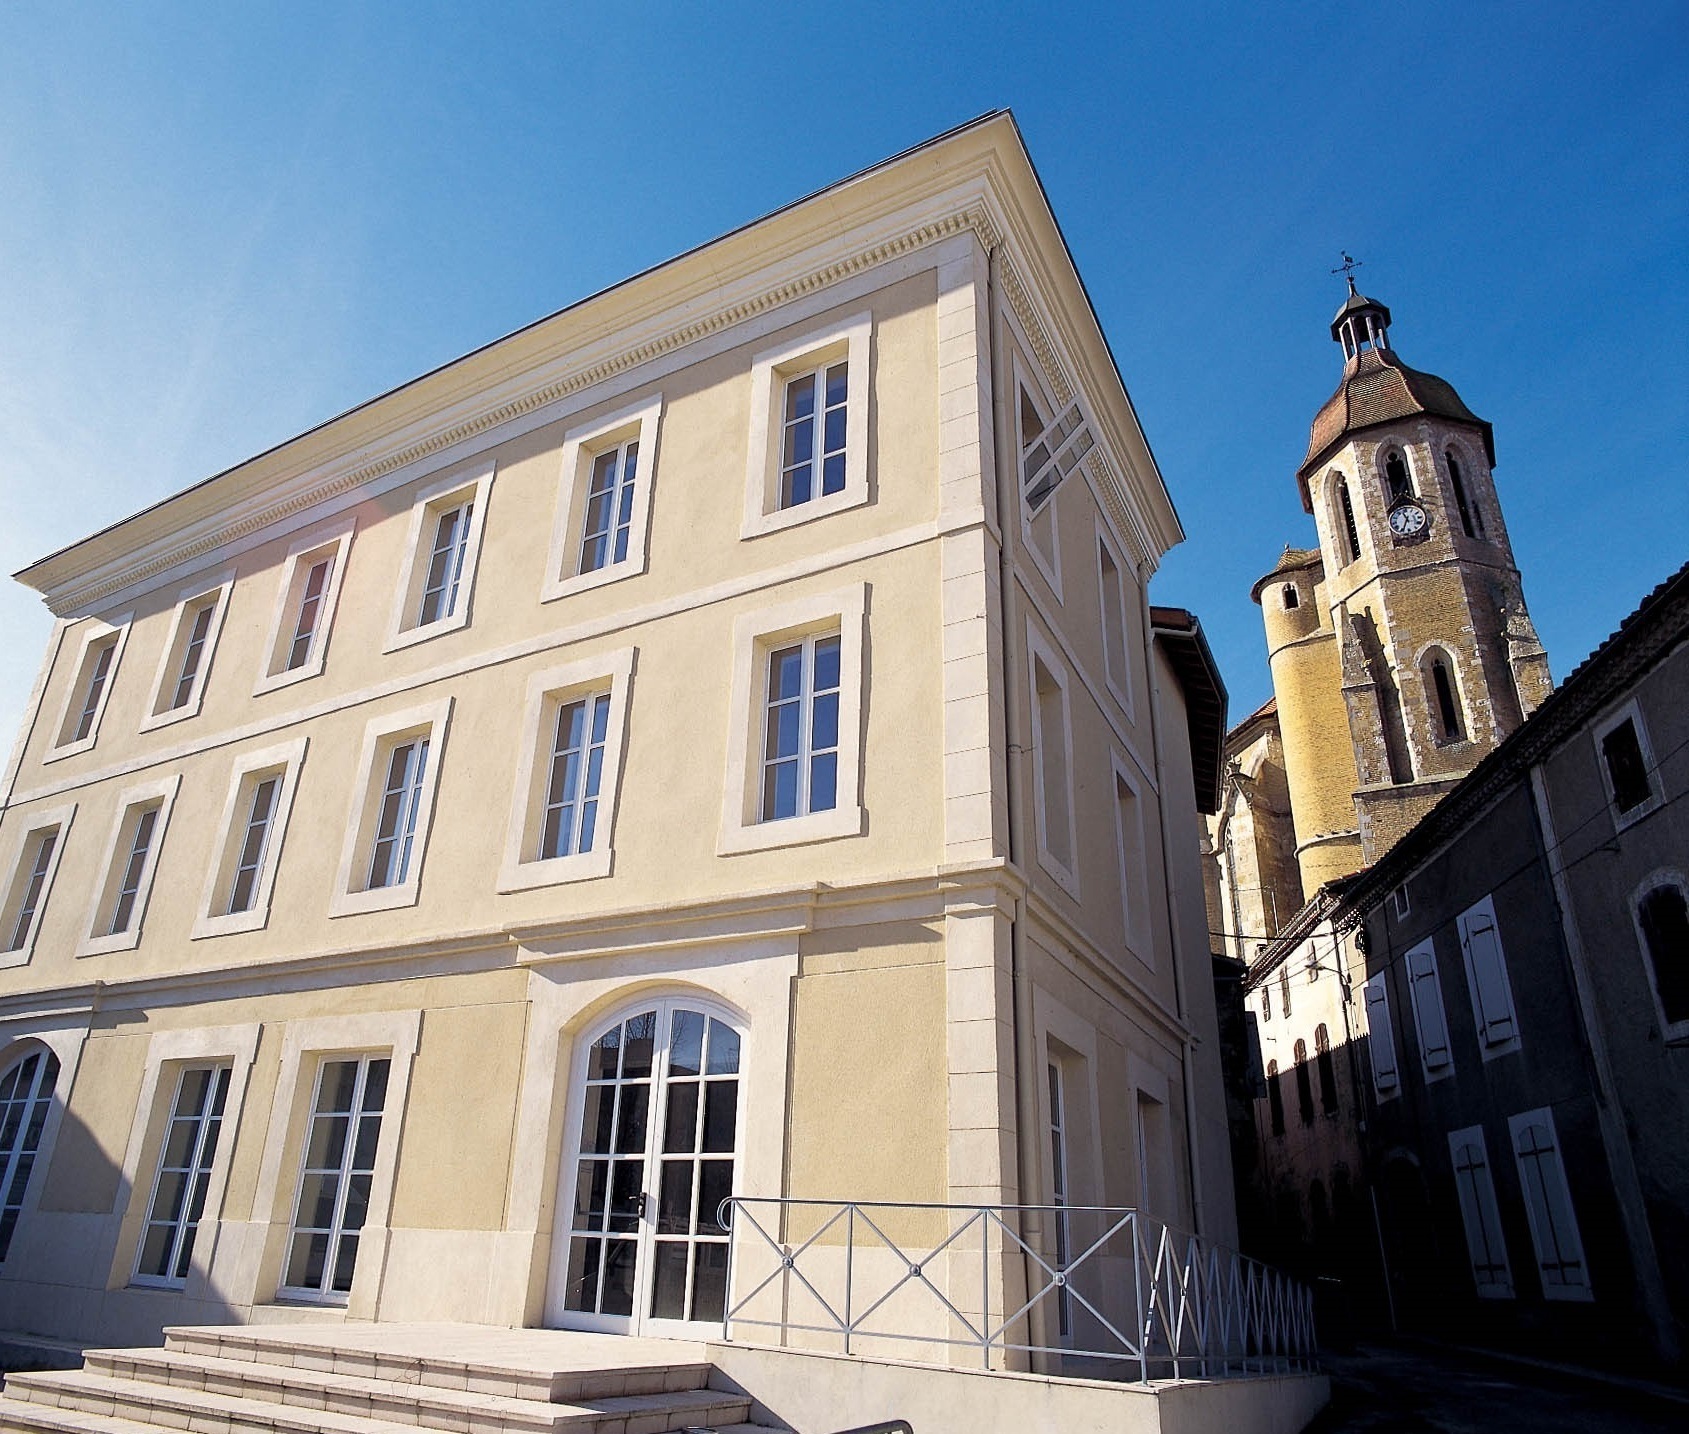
[0,1326,782,1434]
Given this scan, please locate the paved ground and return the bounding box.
[1308,1342,1688,1433]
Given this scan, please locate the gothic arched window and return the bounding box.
[1266,1060,1285,1136]
[1294,1039,1315,1125]
[1383,450,1413,506]
[1335,478,1362,566]
[1315,1024,1338,1114]
[1446,450,1484,539]
[1426,650,1465,742]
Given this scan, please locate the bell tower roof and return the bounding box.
[1295,279,1495,511]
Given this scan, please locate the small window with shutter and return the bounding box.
[1405,939,1454,1081]
[1458,897,1521,1058]
[1362,974,1400,1100]
[1448,1126,1513,1299]
[1507,1108,1592,1301]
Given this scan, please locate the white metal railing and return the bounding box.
[720,1198,1316,1382]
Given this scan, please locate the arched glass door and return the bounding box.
[555,999,742,1334]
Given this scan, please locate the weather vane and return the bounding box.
[1331,251,1362,295]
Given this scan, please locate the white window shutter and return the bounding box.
[1509,1110,1591,1299]
[1407,942,1453,1073]
[1448,1127,1513,1297]
[1363,976,1399,1095]
[1460,905,1519,1047]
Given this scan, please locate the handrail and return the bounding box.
[718,1197,1316,1382]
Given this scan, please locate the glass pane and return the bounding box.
[784,374,815,421]
[825,363,848,407]
[573,1160,609,1231]
[809,752,837,811]
[172,1223,199,1280]
[692,1242,729,1323]
[823,406,847,454]
[305,1114,349,1170]
[162,1118,199,1169]
[765,760,798,821]
[177,1067,211,1116]
[706,1021,742,1076]
[821,453,846,495]
[698,1160,733,1235]
[581,1085,616,1154]
[588,1027,621,1081]
[658,1161,694,1234]
[351,1113,382,1170]
[670,1010,705,1078]
[614,1084,649,1154]
[287,1231,328,1290]
[622,1013,656,1080]
[608,1160,644,1233]
[702,1081,738,1154]
[320,1061,359,1113]
[298,1172,340,1228]
[330,1231,360,1293]
[664,1082,700,1154]
[601,1239,637,1316]
[186,1168,212,1222]
[771,647,803,701]
[148,1169,188,1224]
[814,636,841,691]
[564,1237,601,1312]
[341,1173,372,1232]
[138,1223,174,1278]
[650,1241,689,1321]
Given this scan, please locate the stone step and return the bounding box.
[3,1370,753,1434]
[158,1332,710,1406]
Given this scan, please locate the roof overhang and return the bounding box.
[1150,605,1228,815]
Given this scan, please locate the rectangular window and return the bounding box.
[1508,1108,1592,1300]
[580,443,638,573]
[3,826,63,955]
[386,465,494,650]
[1096,530,1134,713]
[1448,1126,1513,1298]
[1112,757,1149,961]
[80,776,179,956]
[283,1055,390,1302]
[760,633,841,822]
[741,314,870,539]
[256,519,355,693]
[541,695,608,859]
[718,585,866,854]
[1029,634,1077,890]
[1595,704,1661,827]
[1362,974,1400,1099]
[1636,881,1689,1035]
[134,1064,231,1286]
[142,573,234,729]
[1458,896,1520,1056]
[544,397,663,602]
[72,641,116,742]
[49,619,129,757]
[330,700,451,916]
[1405,939,1454,1080]
[194,739,306,939]
[1392,883,1411,920]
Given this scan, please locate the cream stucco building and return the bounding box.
[0,114,1236,1361]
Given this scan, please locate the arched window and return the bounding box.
[1282,584,1299,611]
[1427,651,1465,741]
[1636,881,1689,1030]
[1446,450,1483,539]
[1315,1024,1338,1114]
[1280,967,1292,1018]
[1383,450,1413,506]
[1266,1060,1285,1136]
[1294,1040,1315,1125]
[0,1045,60,1261]
[1335,478,1362,565]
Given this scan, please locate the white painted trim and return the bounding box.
[328,697,454,917]
[498,648,636,892]
[382,462,496,652]
[191,736,309,940]
[253,516,357,696]
[718,583,868,856]
[741,311,872,539]
[542,396,664,603]
[139,569,236,732]
[77,772,181,957]
[245,1008,421,1316]
[1025,621,1080,900]
[0,803,77,969]
[43,616,131,762]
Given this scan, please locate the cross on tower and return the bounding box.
[1331,252,1362,295]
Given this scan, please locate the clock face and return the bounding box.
[1389,501,1427,538]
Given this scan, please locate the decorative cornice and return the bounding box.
[39,205,1004,617]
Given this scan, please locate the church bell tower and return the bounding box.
[1258,273,1551,878]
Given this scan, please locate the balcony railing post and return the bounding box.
[844,1203,855,1357]
[980,1207,990,1369]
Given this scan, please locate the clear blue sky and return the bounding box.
[2,2,1684,750]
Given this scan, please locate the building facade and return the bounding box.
[0,114,1234,1354]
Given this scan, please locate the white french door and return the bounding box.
[551,999,744,1335]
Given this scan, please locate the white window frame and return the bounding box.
[254,517,356,695]
[1013,357,1064,601]
[330,697,453,916]
[1391,882,1411,920]
[741,312,871,539]
[1026,624,1080,899]
[192,737,308,940]
[1094,517,1137,721]
[1362,973,1400,1101]
[1110,751,1151,965]
[78,774,180,957]
[1631,871,1689,1043]
[543,396,663,602]
[384,462,496,652]
[1593,699,1662,830]
[1508,1106,1593,1301]
[139,570,235,731]
[45,616,131,761]
[1457,895,1521,1060]
[498,648,636,892]
[1403,938,1455,1083]
[1448,1125,1514,1299]
[0,804,76,968]
[719,583,866,855]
